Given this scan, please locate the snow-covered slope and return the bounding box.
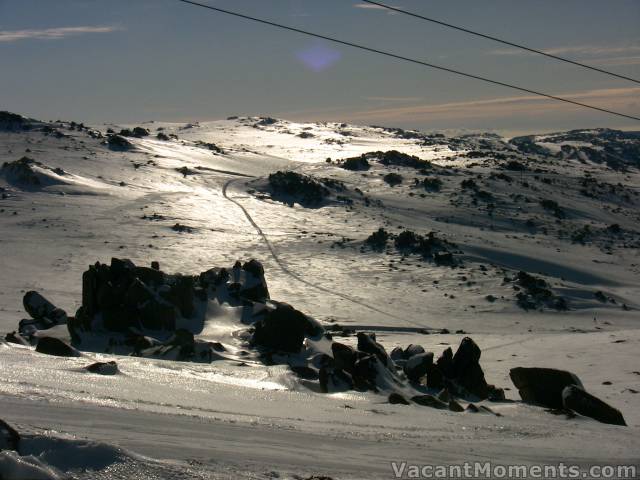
[1,112,639,479]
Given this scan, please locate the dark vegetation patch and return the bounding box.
[383,172,403,186]
[540,199,565,218]
[414,177,442,192]
[340,155,370,171]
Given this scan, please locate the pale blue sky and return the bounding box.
[1,0,639,134]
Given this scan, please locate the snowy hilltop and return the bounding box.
[1,111,639,479]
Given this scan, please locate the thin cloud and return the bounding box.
[345,87,640,122]
[353,3,398,14]
[489,44,640,58]
[0,26,122,43]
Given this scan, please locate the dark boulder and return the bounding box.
[411,394,449,410]
[23,291,68,324]
[102,306,138,333]
[160,276,195,318]
[35,337,79,357]
[389,392,411,405]
[510,367,583,409]
[0,419,20,452]
[455,362,489,399]
[4,331,29,346]
[487,385,506,402]
[390,346,405,362]
[124,278,154,308]
[252,302,319,353]
[452,337,481,376]
[448,399,464,412]
[452,337,489,399]
[237,260,270,302]
[290,366,319,380]
[425,363,445,389]
[86,361,119,375]
[436,347,454,378]
[357,332,392,368]
[107,134,133,150]
[134,266,164,286]
[319,366,354,393]
[132,127,150,138]
[139,298,177,331]
[404,344,426,358]
[351,354,386,391]
[331,342,359,375]
[562,385,626,426]
[403,352,434,383]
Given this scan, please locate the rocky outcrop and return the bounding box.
[266,171,345,207]
[67,257,274,359]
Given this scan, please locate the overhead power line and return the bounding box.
[360,0,640,85]
[175,0,640,122]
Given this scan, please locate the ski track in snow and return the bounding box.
[222,177,425,328]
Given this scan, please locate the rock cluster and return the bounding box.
[364,228,461,266]
[320,334,502,412]
[266,171,345,207]
[511,271,568,311]
[1,157,44,185]
[16,258,326,362]
[510,367,626,426]
[340,150,432,171]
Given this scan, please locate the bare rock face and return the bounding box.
[562,385,626,426]
[510,367,584,409]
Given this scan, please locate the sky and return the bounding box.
[1,0,639,135]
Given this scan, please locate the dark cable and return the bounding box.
[360,0,640,85]
[175,0,640,122]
